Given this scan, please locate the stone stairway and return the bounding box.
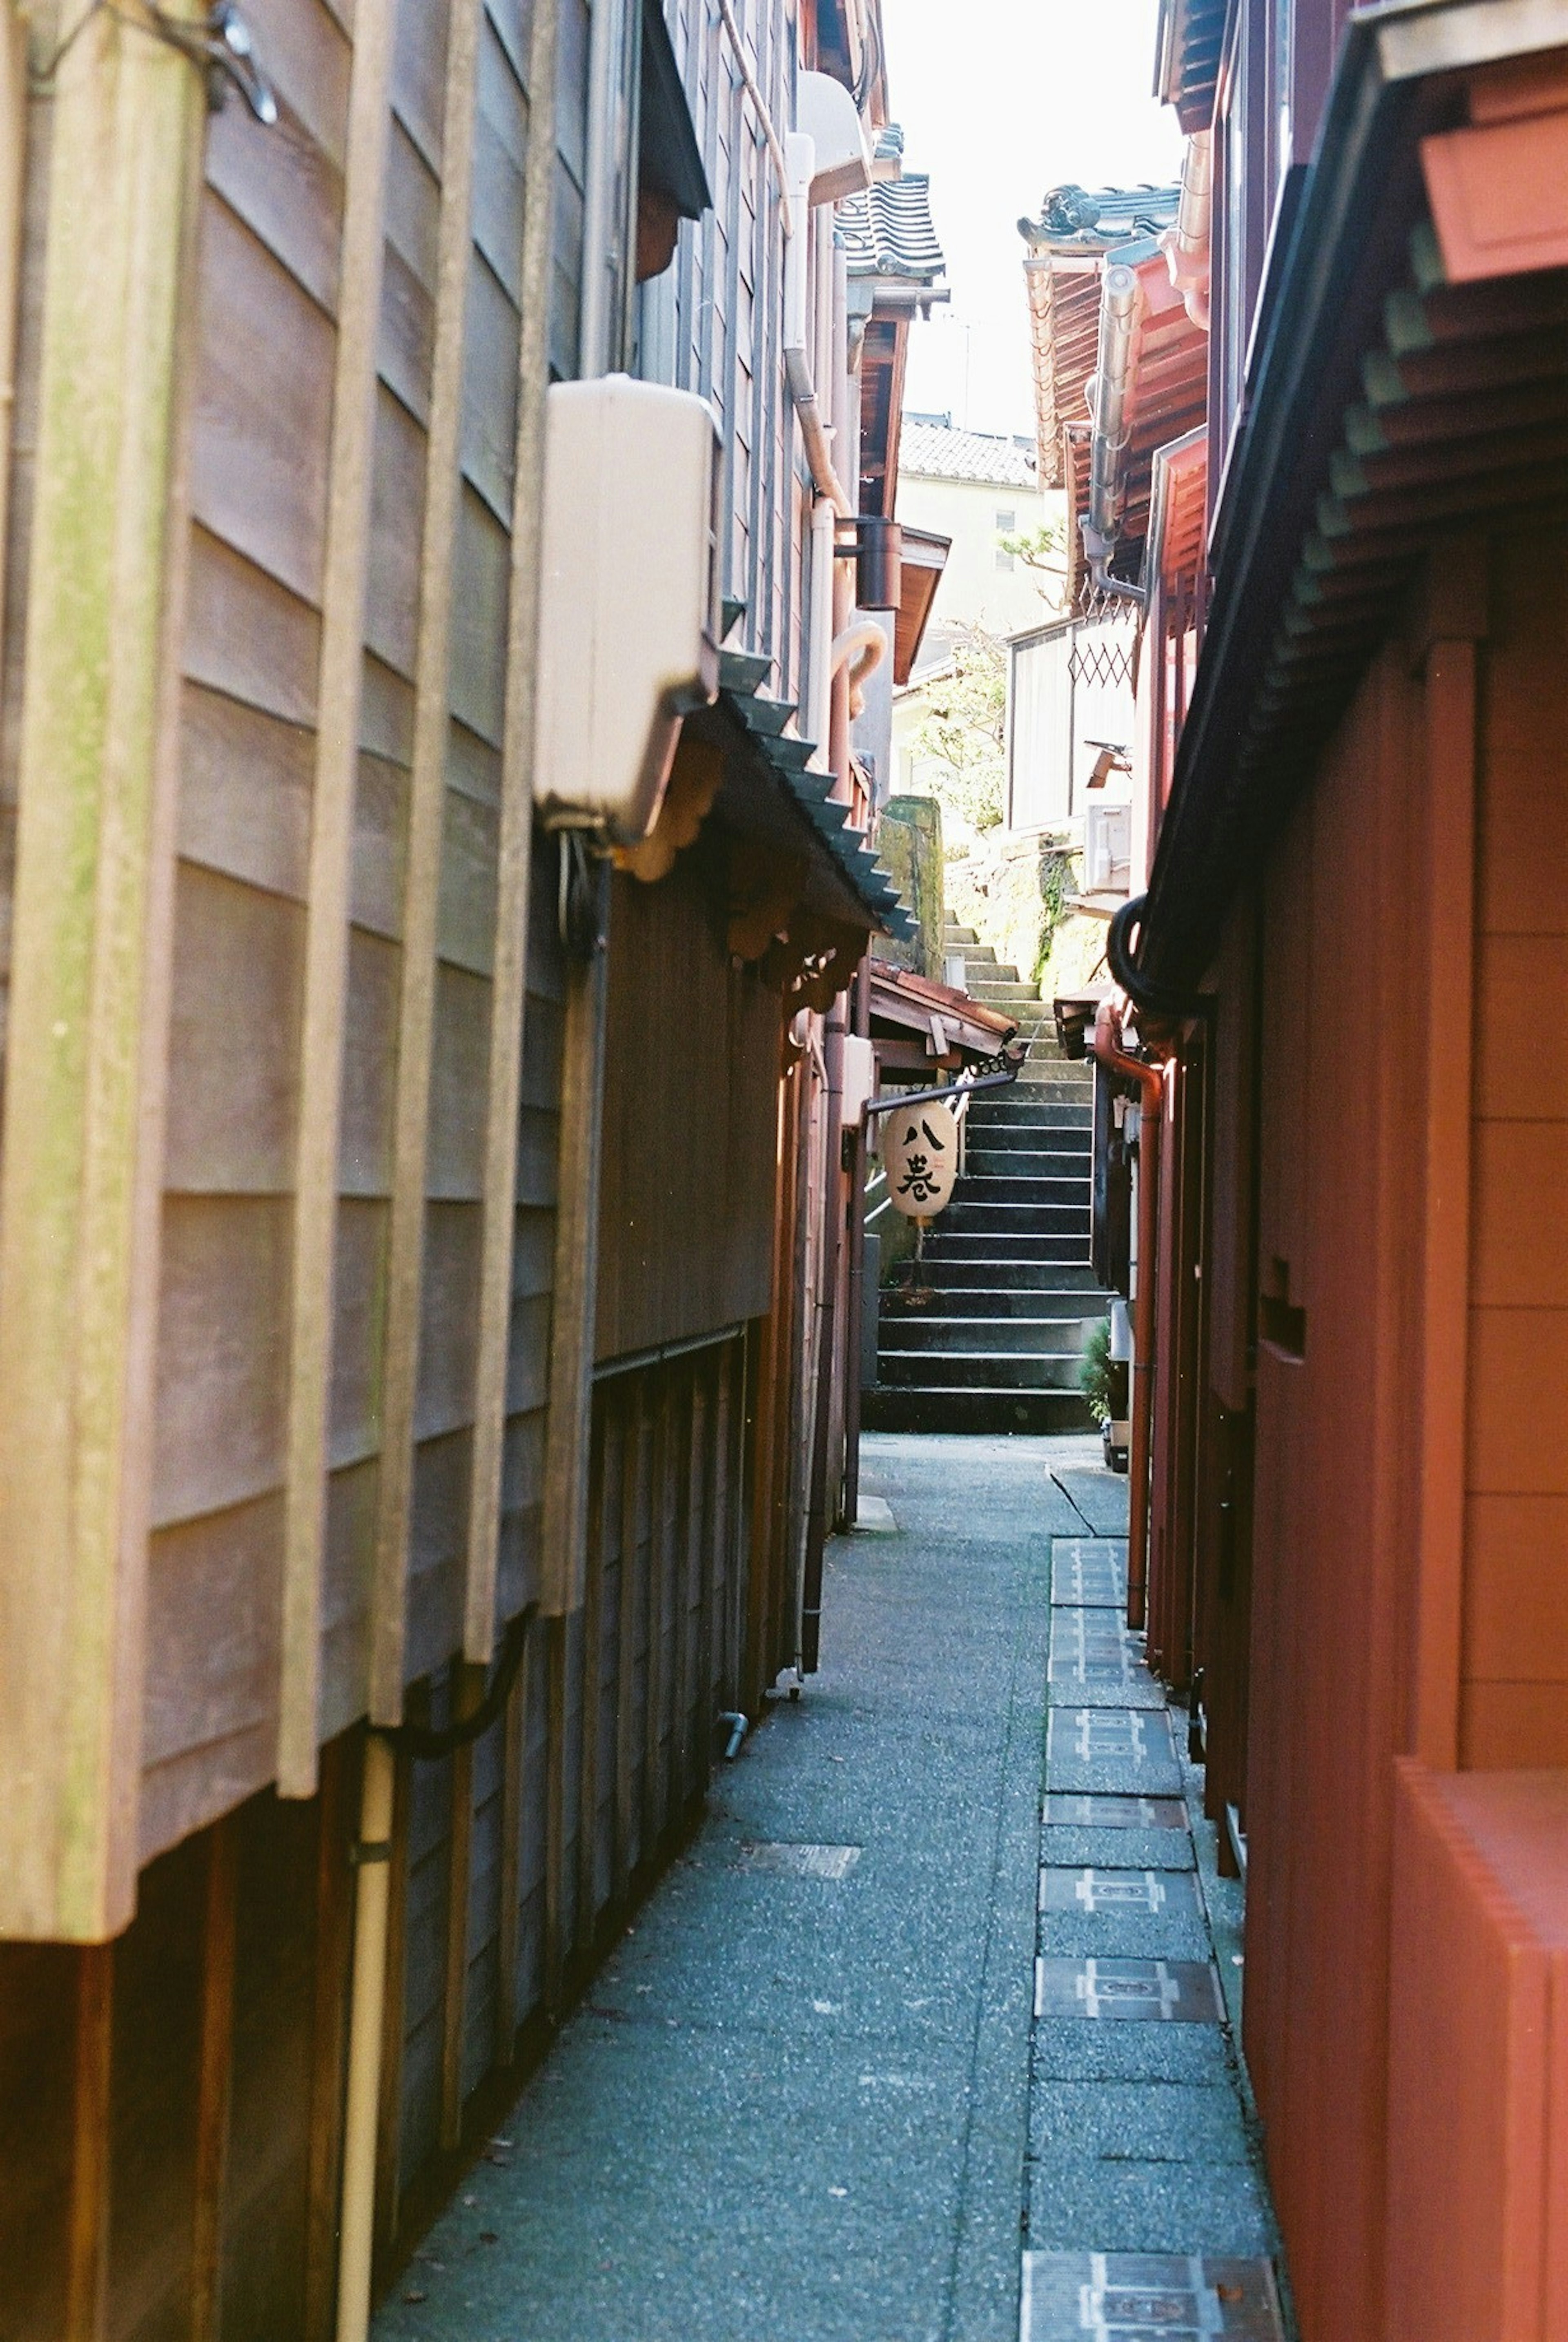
[864,919,1113,1434]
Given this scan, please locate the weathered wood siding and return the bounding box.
[597,849,781,1364]
[138,0,567,1850]
[0,1746,357,2342]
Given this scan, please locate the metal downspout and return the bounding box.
[841,956,871,1535]
[801,996,847,1672]
[1082,259,1145,604]
[1093,998,1165,1633]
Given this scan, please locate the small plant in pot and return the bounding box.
[1079,1318,1130,1471]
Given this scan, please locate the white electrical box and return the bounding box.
[534,375,721,845]
[840,1034,875,1128]
[1084,800,1132,894]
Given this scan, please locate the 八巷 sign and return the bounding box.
[883,1101,958,1219]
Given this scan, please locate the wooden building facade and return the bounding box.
[1089,2,1568,2336]
[0,0,928,2329]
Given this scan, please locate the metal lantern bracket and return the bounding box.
[31,0,278,124]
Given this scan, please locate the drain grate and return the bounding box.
[1047,1707,1181,1791]
[1021,2251,1285,2339]
[739,1842,862,1880]
[1034,1956,1223,2023]
[1039,1866,1202,1918]
[1051,1541,1128,1609]
[1043,1793,1188,1829]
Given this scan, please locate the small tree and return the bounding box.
[998,515,1068,608]
[912,627,1007,833]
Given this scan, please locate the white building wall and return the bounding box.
[895,472,1065,644]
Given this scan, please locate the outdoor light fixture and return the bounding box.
[1085,738,1132,790]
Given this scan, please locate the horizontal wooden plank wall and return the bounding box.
[140,0,570,1851]
[0,0,208,1939]
[1462,536,1568,1765]
[596,846,782,1364]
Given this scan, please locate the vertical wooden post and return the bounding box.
[0,0,206,1939]
[643,1377,673,1853]
[370,1740,412,2272]
[539,873,613,1617]
[670,1366,700,1813]
[1413,632,1480,1768]
[613,1382,644,1896]
[463,0,562,1661]
[305,1739,355,2342]
[368,0,484,1721]
[575,1404,608,1954]
[278,0,398,1795]
[494,1656,530,2060]
[0,2,27,683]
[190,1819,237,2342]
[65,1945,114,2342]
[439,1665,485,2151]
[542,1615,570,2014]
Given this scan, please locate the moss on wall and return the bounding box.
[873,796,945,980]
[946,830,1094,999]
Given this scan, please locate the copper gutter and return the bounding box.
[1093,998,1164,1632]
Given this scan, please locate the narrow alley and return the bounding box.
[374,1435,1288,2342]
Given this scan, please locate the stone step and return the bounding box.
[965,1147,1089,1179]
[861,1386,1095,1434]
[923,1233,1094,1266]
[969,1094,1090,1125]
[957,1174,1089,1207]
[969,980,1042,1004]
[941,1199,1090,1235]
[877,1346,1087,1390]
[969,1114,1095,1152]
[880,1311,1100,1353]
[883,1279,1110,1315]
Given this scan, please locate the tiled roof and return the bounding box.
[714,651,916,941]
[1018,183,1181,492]
[1017,183,1181,257]
[899,421,1038,488]
[840,169,945,286]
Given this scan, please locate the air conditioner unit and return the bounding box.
[1084,800,1131,894]
[534,375,720,845]
[795,70,871,205]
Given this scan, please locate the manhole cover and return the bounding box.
[1034,1956,1223,2023]
[740,1843,862,1880]
[1050,1541,1127,1608]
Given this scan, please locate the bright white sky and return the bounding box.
[883,0,1184,438]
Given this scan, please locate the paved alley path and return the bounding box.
[374,1434,1290,2342]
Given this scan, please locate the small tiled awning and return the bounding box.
[697,650,918,942]
[869,961,1019,1076]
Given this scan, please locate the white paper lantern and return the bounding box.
[882,1100,959,1219]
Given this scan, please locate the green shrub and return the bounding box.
[1079,1317,1114,1424]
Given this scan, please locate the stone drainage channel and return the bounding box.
[1025,1531,1296,2342]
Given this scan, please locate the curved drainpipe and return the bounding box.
[831,616,885,717]
[1161,131,1212,333]
[1093,998,1164,1634]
